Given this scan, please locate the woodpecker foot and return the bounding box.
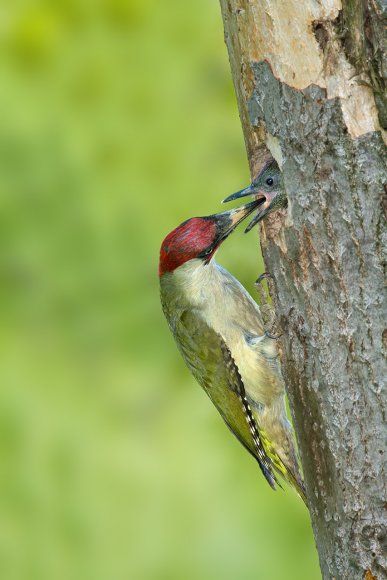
[255,272,282,338]
[255,272,272,285]
[265,330,282,340]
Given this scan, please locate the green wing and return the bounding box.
[175,309,278,490]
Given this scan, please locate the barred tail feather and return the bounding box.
[260,429,308,506]
[219,337,280,491]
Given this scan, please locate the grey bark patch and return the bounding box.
[248,61,387,579]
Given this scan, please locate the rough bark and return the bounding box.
[219,1,387,579]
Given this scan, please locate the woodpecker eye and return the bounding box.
[266,177,274,186]
[203,248,212,256]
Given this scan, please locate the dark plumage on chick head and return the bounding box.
[223,159,287,232]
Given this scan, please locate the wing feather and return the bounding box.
[175,309,278,490]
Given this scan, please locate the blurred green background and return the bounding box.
[0,1,320,578]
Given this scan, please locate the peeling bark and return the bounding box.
[219,1,387,578]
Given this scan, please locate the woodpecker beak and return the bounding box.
[223,186,275,233]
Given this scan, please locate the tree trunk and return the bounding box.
[219,1,387,578]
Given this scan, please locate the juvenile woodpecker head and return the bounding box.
[223,160,287,232]
[159,199,263,277]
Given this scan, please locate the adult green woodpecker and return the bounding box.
[159,198,306,504]
[223,159,287,231]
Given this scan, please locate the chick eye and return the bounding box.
[266,177,274,186]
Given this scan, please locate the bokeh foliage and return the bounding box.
[0,0,320,578]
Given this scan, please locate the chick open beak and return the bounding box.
[222,185,273,233]
[215,198,265,241]
[244,201,272,233]
[222,184,257,203]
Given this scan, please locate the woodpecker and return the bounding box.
[223,159,287,231]
[159,200,306,503]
